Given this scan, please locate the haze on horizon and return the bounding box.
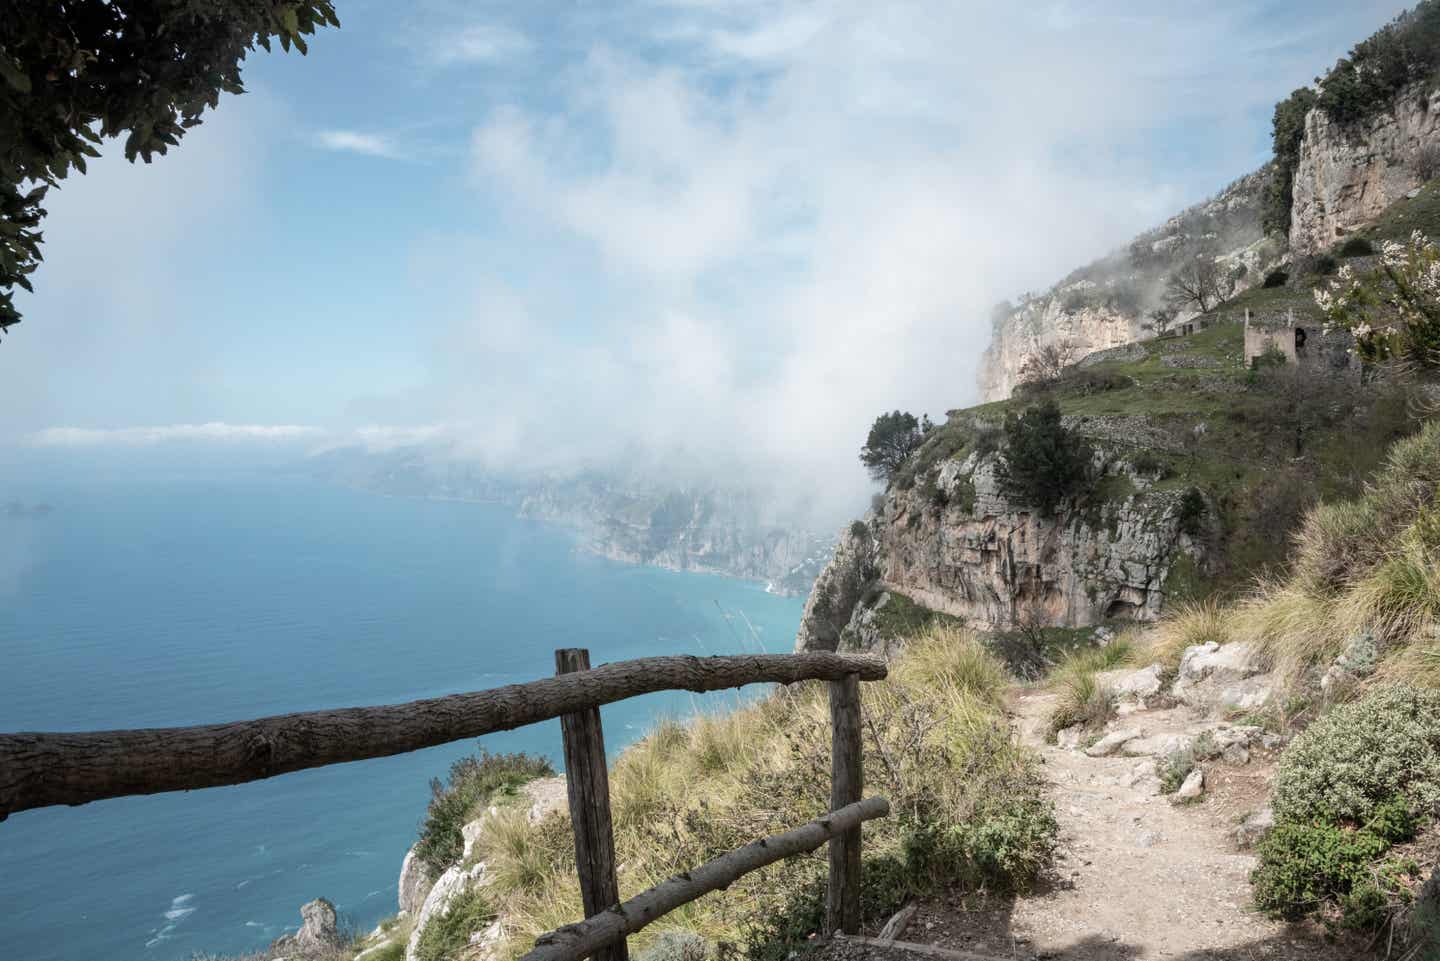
[0,0,1410,520]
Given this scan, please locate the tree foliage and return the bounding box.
[994,400,1091,516]
[1314,230,1440,368]
[860,410,931,483]
[1264,88,1318,236]
[1265,2,1440,236]
[0,0,340,336]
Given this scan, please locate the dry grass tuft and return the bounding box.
[466,623,1053,961]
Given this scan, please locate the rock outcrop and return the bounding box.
[398,847,434,916]
[403,777,569,961]
[270,898,342,958]
[1290,84,1440,254]
[795,428,1207,650]
[1172,641,1272,714]
[978,169,1275,402]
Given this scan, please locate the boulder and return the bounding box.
[1121,733,1194,758]
[399,845,435,915]
[1055,725,1084,750]
[1172,642,1272,713]
[1173,768,1205,802]
[1096,664,1164,708]
[522,776,569,823]
[1235,807,1275,848]
[1320,631,1377,698]
[270,898,342,957]
[1085,729,1143,758]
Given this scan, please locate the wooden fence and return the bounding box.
[0,650,890,961]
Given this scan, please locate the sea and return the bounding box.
[0,467,805,961]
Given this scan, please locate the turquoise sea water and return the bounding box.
[0,474,804,961]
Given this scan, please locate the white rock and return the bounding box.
[406,861,487,961]
[1235,807,1274,848]
[1121,733,1194,758]
[1086,729,1143,758]
[1172,642,1271,713]
[399,845,435,915]
[1173,768,1205,801]
[270,898,341,957]
[1096,664,1164,706]
[1056,725,1085,750]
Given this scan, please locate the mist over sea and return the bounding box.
[0,473,803,961]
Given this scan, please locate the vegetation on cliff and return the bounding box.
[408,624,1054,961]
[1265,0,1440,235]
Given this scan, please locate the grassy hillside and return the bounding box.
[922,250,1429,599]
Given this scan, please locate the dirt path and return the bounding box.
[899,690,1357,961]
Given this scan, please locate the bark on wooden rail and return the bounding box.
[555,649,628,961]
[0,652,886,820]
[520,796,891,961]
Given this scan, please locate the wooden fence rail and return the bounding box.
[0,651,885,820]
[521,796,891,961]
[1,648,890,959]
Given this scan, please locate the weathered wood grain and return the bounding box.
[826,673,864,935]
[521,796,891,961]
[556,649,628,961]
[0,652,886,820]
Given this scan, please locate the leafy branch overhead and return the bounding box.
[0,0,340,337]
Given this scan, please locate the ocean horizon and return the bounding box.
[0,473,804,961]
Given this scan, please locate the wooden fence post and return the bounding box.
[827,673,863,936]
[555,649,629,961]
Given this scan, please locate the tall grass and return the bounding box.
[1045,637,1135,736]
[455,624,1054,961]
[1149,421,1440,696]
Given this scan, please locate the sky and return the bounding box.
[0,0,1414,517]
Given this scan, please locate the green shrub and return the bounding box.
[414,886,496,961]
[849,520,869,540]
[363,944,406,961]
[1271,686,1440,825]
[1177,488,1207,537]
[1338,236,1376,257]
[1251,820,1390,921]
[416,749,555,874]
[995,400,1092,516]
[1262,269,1290,288]
[1127,450,1166,476]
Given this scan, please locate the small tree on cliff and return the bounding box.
[860,410,930,482]
[994,400,1091,516]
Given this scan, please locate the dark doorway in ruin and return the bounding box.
[1295,326,1308,354]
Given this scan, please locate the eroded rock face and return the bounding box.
[1291,84,1440,254]
[399,846,434,915]
[403,777,570,961]
[795,445,1206,651]
[977,169,1273,403]
[270,898,341,958]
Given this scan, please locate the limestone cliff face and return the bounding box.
[796,424,1206,653]
[977,301,1138,404]
[1290,84,1440,254]
[979,169,1275,402]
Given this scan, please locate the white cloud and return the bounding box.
[314,129,403,159]
[428,23,532,66]
[29,423,325,446]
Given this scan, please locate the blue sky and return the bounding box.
[0,0,1412,505]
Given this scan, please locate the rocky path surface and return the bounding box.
[830,689,1361,961]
